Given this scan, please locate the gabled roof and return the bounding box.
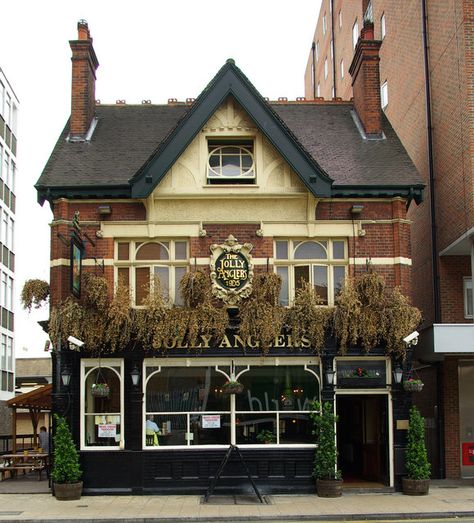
[36,61,424,204]
[130,60,333,199]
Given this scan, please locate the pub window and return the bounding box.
[464,278,472,319]
[274,239,347,306]
[143,358,320,448]
[114,240,188,306]
[81,359,124,449]
[207,140,255,184]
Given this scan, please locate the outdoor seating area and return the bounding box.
[0,450,49,481]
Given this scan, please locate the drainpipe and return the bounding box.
[311,42,316,99]
[421,0,441,323]
[331,0,337,98]
[421,0,444,478]
[471,239,474,322]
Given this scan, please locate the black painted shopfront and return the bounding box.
[52,336,412,495]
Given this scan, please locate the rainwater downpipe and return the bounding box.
[421,0,444,478]
[311,42,316,99]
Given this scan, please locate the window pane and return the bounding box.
[84,415,121,447]
[146,367,230,413]
[117,267,129,287]
[466,281,473,317]
[279,413,313,444]
[236,413,277,445]
[313,266,328,304]
[145,414,187,447]
[275,241,288,260]
[190,414,230,445]
[277,266,289,306]
[236,366,319,412]
[175,241,187,260]
[333,241,345,259]
[117,242,129,260]
[136,242,169,261]
[333,266,345,299]
[294,241,327,260]
[154,266,169,297]
[294,265,310,290]
[135,267,150,305]
[174,267,186,306]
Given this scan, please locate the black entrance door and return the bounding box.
[336,394,388,485]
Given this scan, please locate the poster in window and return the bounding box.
[70,239,83,297]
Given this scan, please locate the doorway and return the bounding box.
[336,394,389,486]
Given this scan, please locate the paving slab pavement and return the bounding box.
[0,483,474,522]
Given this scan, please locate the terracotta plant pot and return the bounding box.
[316,478,343,498]
[53,481,83,500]
[402,477,430,495]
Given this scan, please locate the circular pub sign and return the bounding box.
[215,252,249,291]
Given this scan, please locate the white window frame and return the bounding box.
[464,277,473,319]
[381,12,386,40]
[353,20,359,49]
[381,81,389,109]
[143,356,321,450]
[80,358,124,450]
[274,239,348,307]
[115,240,188,306]
[207,142,256,183]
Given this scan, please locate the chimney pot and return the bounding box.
[77,20,89,40]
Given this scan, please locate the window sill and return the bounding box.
[202,184,260,189]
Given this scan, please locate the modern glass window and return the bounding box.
[340,59,344,79]
[352,20,359,49]
[317,83,321,97]
[82,359,124,449]
[381,13,386,40]
[274,239,347,306]
[381,81,388,109]
[115,240,188,306]
[323,13,327,34]
[464,278,473,319]
[316,41,320,61]
[339,10,342,28]
[144,358,320,448]
[207,141,255,184]
[324,58,328,80]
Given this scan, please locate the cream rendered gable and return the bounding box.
[146,98,310,225]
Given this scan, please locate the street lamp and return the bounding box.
[61,367,72,387]
[130,366,141,387]
[392,365,403,385]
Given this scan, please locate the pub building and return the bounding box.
[35,22,424,494]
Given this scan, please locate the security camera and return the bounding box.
[67,335,85,348]
[403,331,419,345]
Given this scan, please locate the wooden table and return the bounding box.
[0,453,49,480]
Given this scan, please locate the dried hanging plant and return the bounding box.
[333,277,361,351]
[134,276,168,350]
[49,297,86,349]
[180,270,211,307]
[356,271,386,351]
[106,279,132,352]
[239,273,285,353]
[21,279,50,312]
[83,272,109,312]
[384,287,422,358]
[285,281,333,354]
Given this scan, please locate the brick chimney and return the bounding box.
[348,24,383,137]
[69,20,99,140]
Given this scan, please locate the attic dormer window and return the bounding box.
[207,140,255,184]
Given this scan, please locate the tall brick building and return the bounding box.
[305,0,474,480]
[36,21,424,494]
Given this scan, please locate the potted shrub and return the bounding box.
[310,401,342,497]
[402,406,430,495]
[51,415,83,500]
[256,429,276,444]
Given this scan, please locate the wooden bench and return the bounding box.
[0,464,46,481]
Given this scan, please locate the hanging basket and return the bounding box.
[221,381,244,395]
[403,380,424,392]
[91,383,110,397]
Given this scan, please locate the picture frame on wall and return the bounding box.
[71,238,83,297]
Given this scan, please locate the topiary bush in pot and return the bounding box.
[403,406,430,495]
[51,415,83,500]
[310,401,342,497]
